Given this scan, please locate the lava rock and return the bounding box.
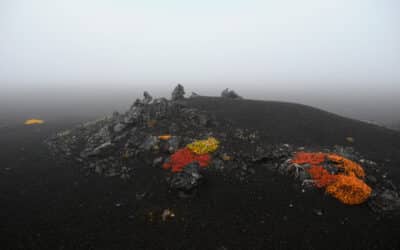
[167,136,180,153]
[167,162,203,198]
[140,136,159,151]
[86,141,114,157]
[113,123,126,133]
[152,156,164,168]
[369,189,400,213]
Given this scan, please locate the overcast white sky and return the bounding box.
[1,0,399,123]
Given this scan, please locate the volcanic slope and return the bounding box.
[185,96,400,175]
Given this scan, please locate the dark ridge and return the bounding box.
[185,97,400,165]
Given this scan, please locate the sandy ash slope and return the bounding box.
[1,88,400,250]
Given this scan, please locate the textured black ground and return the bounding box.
[1,97,400,250]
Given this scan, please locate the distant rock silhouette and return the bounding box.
[221,88,242,99]
[171,84,185,101]
[190,92,200,98]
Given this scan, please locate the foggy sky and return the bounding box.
[1,0,399,124]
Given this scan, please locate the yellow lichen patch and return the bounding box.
[158,135,172,140]
[222,153,232,161]
[186,137,219,155]
[24,119,45,125]
[327,154,365,178]
[326,174,372,205]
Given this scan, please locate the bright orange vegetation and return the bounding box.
[24,119,45,125]
[327,154,365,178]
[326,175,372,205]
[292,152,325,166]
[292,151,372,205]
[307,166,338,188]
[162,148,211,172]
[158,135,172,140]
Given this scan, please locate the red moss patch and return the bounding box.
[307,165,338,188]
[162,148,211,172]
[292,152,326,166]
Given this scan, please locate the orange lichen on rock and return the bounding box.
[326,174,372,205]
[292,152,326,166]
[158,135,172,140]
[327,154,365,178]
[307,165,338,188]
[291,151,372,205]
[162,148,211,172]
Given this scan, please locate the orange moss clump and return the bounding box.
[162,148,211,172]
[291,151,372,205]
[307,166,338,188]
[327,154,365,178]
[292,152,326,166]
[158,135,172,140]
[24,119,45,125]
[326,174,372,205]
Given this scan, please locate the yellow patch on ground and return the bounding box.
[186,137,219,155]
[24,119,45,125]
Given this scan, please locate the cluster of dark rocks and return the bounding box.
[47,85,400,214]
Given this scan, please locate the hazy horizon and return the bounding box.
[1,0,399,125]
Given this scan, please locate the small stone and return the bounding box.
[161,209,175,221]
[87,141,114,157]
[113,123,126,133]
[167,162,203,197]
[94,165,103,174]
[152,157,164,167]
[366,175,377,184]
[313,209,323,216]
[136,192,146,200]
[120,173,130,180]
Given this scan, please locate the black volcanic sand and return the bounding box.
[1,97,400,250]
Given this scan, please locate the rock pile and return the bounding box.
[47,85,400,215]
